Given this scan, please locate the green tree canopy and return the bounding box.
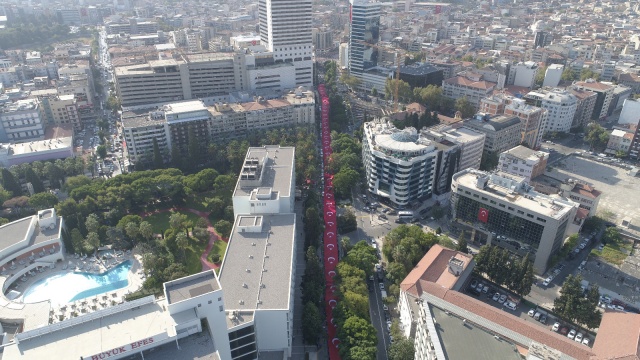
[28,192,58,210]
[454,96,476,118]
[214,219,232,238]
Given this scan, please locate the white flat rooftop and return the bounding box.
[4,299,176,360]
[219,214,296,311]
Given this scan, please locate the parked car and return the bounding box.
[540,315,547,324]
[470,279,478,289]
[534,312,541,320]
[559,326,569,335]
[568,329,577,340]
[552,322,560,332]
[575,332,584,343]
[498,295,507,304]
[378,214,387,220]
[379,283,385,291]
[582,337,590,346]
[492,293,500,302]
[528,309,535,317]
[505,301,516,311]
[482,285,489,294]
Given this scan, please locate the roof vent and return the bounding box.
[245,268,250,273]
[239,300,244,305]
[249,255,253,259]
[242,283,247,288]
[252,242,256,246]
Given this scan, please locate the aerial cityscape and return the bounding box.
[0,0,639,359]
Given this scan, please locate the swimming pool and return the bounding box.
[22,260,132,306]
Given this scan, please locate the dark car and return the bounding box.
[378,214,388,220]
[559,326,569,335]
[395,219,406,224]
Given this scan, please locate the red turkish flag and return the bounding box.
[478,208,489,223]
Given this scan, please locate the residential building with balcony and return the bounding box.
[443,73,497,108]
[572,80,614,120]
[524,88,577,134]
[498,145,549,182]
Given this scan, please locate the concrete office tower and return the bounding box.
[258,0,313,87]
[348,0,381,77]
[542,64,564,88]
[451,169,579,273]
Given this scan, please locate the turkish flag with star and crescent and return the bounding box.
[478,208,489,223]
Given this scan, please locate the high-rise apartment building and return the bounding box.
[258,0,313,87]
[348,0,381,77]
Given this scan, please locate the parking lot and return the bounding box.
[546,155,640,226]
[465,276,594,347]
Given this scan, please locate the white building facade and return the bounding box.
[362,120,438,207]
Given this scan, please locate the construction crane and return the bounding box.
[353,39,405,112]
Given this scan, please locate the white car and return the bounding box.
[575,332,584,343]
[568,329,577,340]
[498,295,507,304]
[379,283,385,291]
[582,337,590,346]
[552,322,560,332]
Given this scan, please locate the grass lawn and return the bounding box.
[591,246,628,266]
[207,240,228,264]
[184,236,211,274]
[144,209,202,234]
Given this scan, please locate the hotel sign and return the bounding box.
[83,333,168,360]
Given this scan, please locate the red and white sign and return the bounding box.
[84,334,167,360]
[478,208,489,223]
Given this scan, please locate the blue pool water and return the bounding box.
[22,260,132,306]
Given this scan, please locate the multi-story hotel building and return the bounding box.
[1,147,298,360]
[451,169,579,273]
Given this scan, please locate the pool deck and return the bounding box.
[0,250,144,330]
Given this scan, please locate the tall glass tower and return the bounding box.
[348,0,381,76]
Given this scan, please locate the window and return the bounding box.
[517,210,524,214]
[219,305,224,312]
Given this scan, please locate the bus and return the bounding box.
[398,211,414,220]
